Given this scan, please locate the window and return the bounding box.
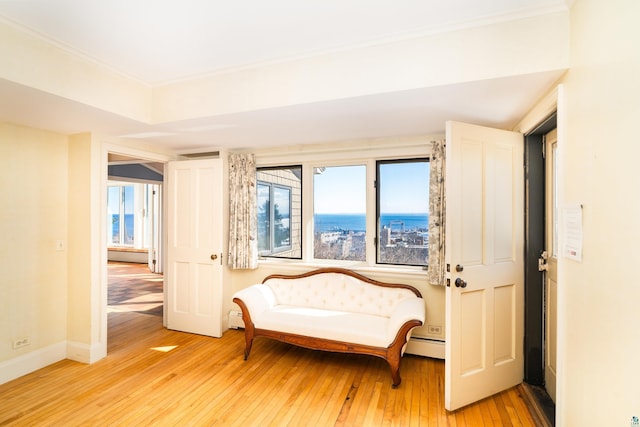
[107,182,156,248]
[107,184,135,246]
[377,159,430,266]
[256,149,431,268]
[257,166,302,258]
[313,165,366,261]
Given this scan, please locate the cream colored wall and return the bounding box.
[66,133,105,362]
[154,12,569,122]
[556,1,640,425]
[0,11,569,127]
[227,136,446,341]
[229,265,445,341]
[0,20,151,122]
[0,123,68,364]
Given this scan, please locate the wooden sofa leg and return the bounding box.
[389,363,401,388]
[243,327,255,361]
[387,352,402,388]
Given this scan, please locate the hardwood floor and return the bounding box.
[0,264,540,426]
[108,261,163,317]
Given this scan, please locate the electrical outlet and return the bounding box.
[427,325,442,335]
[13,337,30,349]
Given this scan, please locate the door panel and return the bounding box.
[445,121,524,411]
[166,159,223,337]
[544,128,558,402]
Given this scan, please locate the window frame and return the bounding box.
[312,163,367,263]
[375,158,430,267]
[255,140,432,271]
[257,181,293,255]
[107,183,136,247]
[256,165,302,259]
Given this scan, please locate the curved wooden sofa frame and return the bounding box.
[232,267,423,387]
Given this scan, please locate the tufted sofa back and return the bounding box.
[263,272,419,318]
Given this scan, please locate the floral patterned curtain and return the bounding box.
[427,140,446,286]
[228,153,258,270]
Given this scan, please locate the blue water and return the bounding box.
[314,213,428,233]
[114,213,427,238]
[111,214,135,243]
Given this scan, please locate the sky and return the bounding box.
[107,185,135,216]
[313,162,429,214]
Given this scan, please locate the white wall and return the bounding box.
[557,0,640,425]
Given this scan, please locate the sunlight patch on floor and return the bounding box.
[150,345,178,352]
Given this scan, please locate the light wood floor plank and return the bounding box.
[0,310,539,426]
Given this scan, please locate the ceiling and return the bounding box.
[0,0,570,152]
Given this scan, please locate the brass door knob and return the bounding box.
[211,254,218,260]
[455,278,467,288]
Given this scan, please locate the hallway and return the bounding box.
[108,261,163,317]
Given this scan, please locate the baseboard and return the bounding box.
[405,337,445,359]
[67,340,106,364]
[0,341,66,385]
[520,383,555,427]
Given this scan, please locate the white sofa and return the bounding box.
[232,267,425,387]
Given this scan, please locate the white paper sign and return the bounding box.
[562,203,583,262]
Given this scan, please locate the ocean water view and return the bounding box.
[111,214,135,244]
[314,213,428,233]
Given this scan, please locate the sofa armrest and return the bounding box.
[387,297,425,342]
[232,284,277,318]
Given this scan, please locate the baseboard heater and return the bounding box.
[228,310,244,329]
[405,336,445,359]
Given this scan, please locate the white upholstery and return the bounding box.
[255,306,390,347]
[233,272,425,348]
[264,273,417,317]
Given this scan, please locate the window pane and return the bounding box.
[273,186,291,249]
[257,183,271,252]
[377,160,429,266]
[256,166,302,258]
[123,185,135,245]
[107,186,121,245]
[314,165,366,261]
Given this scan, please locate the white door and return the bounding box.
[166,159,224,337]
[544,128,558,403]
[445,121,524,411]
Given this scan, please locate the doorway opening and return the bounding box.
[523,112,557,424]
[106,152,166,350]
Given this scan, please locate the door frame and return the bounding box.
[523,113,556,385]
[101,143,173,351]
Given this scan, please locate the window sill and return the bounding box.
[257,258,428,278]
[107,247,148,254]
